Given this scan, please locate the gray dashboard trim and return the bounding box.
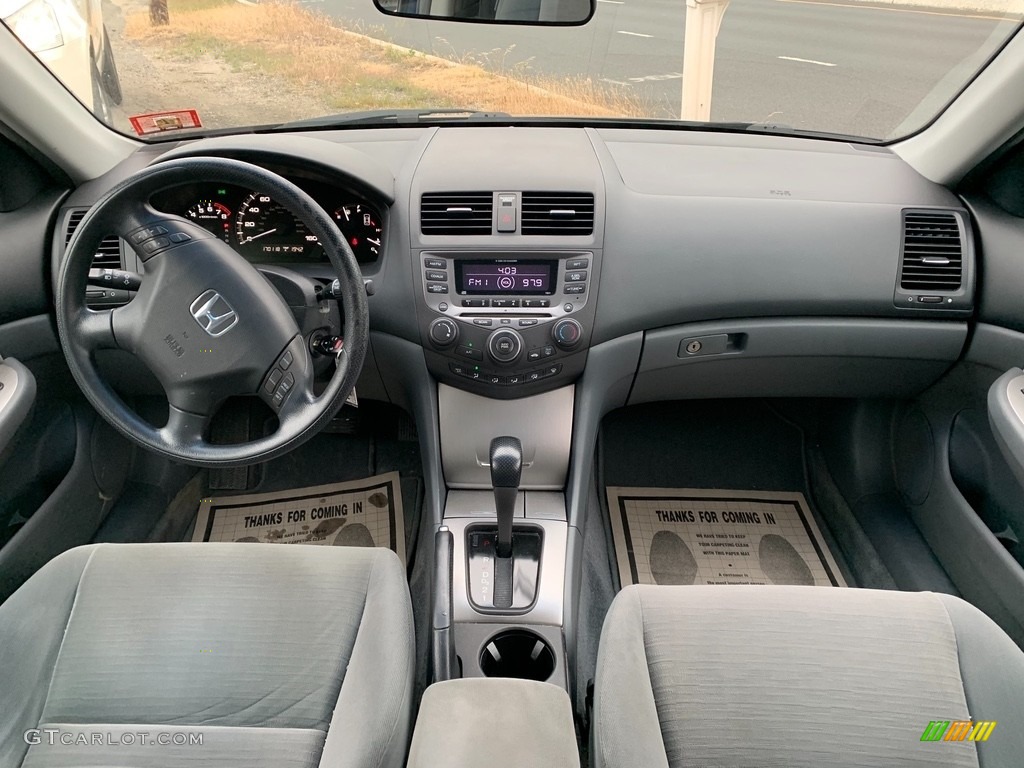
[585,128,971,344]
[630,318,966,402]
[153,134,397,204]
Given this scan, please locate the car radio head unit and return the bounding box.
[454,259,557,295]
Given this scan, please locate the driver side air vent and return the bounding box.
[65,209,123,268]
[421,192,493,235]
[899,211,962,291]
[521,192,594,235]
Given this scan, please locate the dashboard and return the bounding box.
[150,180,384,264]
[56,126,975,405]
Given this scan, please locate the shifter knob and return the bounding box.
[490,436,522,559]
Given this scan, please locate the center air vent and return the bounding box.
[899,211,962,291]
[521,192,594,236]
[65,210,123,268]
[421,192,493,235]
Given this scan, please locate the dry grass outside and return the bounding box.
[124,0,648,118]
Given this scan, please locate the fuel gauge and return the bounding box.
[333,203,383,262]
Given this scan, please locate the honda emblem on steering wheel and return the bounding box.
[190,290,239,337]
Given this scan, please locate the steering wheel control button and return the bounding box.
[487,329,523,363]
[265,369,284,393]
[279,350,294,369]
[426,271,448,282]
[566,258,589,270]
[553,318,583,348]
[428,318,458,347]
[142,236,170,254]
[565,270,587,282]
[169,232,192,243]
[424,258,446,269]
[427,284,448,294]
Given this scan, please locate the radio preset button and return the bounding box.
[564,284,586,295]
[566,258,589,270]
[522,299,550,308]
[492,299,520,308]
[565,270,587,282]
[462,299,489,308]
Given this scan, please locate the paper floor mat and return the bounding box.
[193,471,405,565]
[606,488,845,587]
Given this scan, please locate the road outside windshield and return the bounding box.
[2,0,1021,140]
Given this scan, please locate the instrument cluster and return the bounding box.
[150,180,384,265]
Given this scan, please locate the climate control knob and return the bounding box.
[428,318,458,348]
[487,328,523,363]
[552,318,583,349]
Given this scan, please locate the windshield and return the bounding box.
[2,0,1021,141]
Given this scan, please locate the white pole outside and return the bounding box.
[680,0,730,121]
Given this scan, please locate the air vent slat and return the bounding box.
[65,209,123,268]
[421,192,493,235]
[521,192,594,236]
[899,211,963,292]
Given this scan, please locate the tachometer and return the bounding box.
[186,200,232,242]
[334,203,383,262]
[234,192,318,256]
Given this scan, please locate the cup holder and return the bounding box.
[479,629,556,682]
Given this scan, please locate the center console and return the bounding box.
[417,251,599,398]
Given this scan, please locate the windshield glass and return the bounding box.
[2,0,1021,141]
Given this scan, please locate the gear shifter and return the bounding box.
[490,436,522,559]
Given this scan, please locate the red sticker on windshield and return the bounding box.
[128,109,203,136]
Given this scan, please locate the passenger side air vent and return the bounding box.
[65,210,123,268]
[521,192,594,236]
[421,192,493,235]
[899,211,962,291]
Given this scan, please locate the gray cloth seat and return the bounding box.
[0,543,414,768]
[593,585,1024,768]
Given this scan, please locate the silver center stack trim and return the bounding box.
[445,490,567,626]
[439,383,574,489]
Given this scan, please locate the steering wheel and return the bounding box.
[55,157,368,467]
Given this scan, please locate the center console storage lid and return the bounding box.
[407,678,580,768]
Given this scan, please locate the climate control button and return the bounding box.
[429,317,459,347]
[552,318,583,348]
[487,328,523,363]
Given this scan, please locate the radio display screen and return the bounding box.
[455,259,557,295]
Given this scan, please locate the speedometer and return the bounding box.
[234,192,318,256]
